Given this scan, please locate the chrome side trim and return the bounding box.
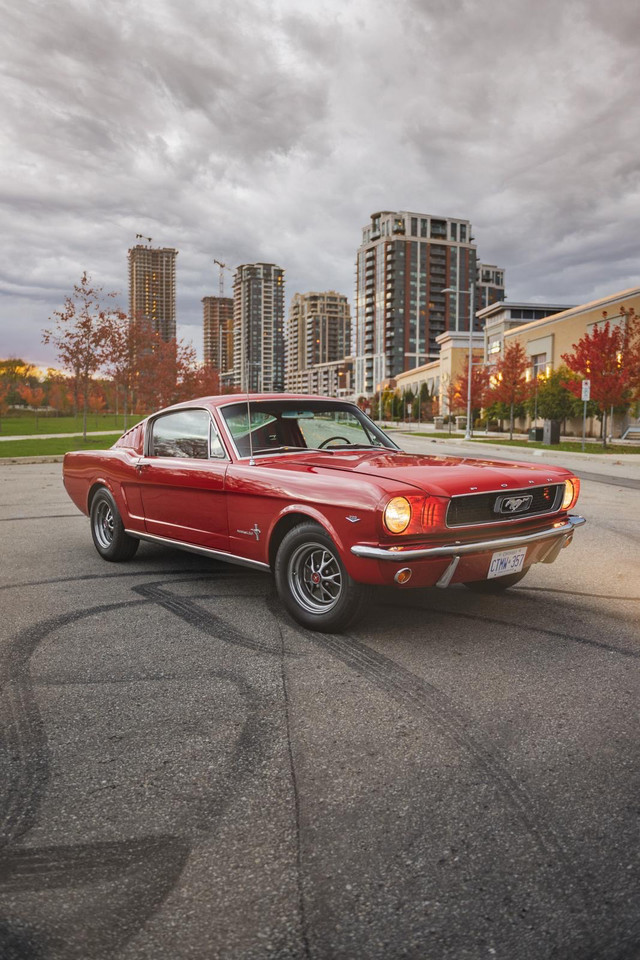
[125,530,270,571]
[350,515,586,563]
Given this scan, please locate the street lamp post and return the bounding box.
[442,284,476,440]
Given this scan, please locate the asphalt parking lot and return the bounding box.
[1,456,639,960]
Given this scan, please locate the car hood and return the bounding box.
[292,449,571,498]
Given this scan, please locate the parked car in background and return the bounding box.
[63,395,585,632]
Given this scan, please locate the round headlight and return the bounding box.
[562,478,579,509]
[384,496,412,533]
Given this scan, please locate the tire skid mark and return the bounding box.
[0,600,150,849]
[0,514,82,522]
[275,618,311,959]
[0,566,246,592]
[0,837,192,960]
[391,600,640,660]
[132,581,277,654]
[0,589,275,958]
[0,835,190,892]
[266,594,598,951]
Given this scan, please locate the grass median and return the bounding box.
[0,413,145,436]
[0,434,123,459]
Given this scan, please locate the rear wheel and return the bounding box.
[463,567,529,593]
[90,488,139,562]
[274,522,371,632]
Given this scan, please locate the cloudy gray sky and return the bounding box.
[2,0,639,368]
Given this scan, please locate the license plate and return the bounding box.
[487,547,527,579]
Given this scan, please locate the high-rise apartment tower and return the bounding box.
[128,244,178,341]
[203,296,234,374]
[354,211,504,396]
[476,263,506,312]
[233,263,285,392]
[285,291,351,390]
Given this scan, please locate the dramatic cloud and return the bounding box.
[1,0,639,366]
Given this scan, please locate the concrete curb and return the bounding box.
[0,456,64,465]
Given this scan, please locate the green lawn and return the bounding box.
[0,412,145,436]
[405,431,640,455]
[0,434,124,459]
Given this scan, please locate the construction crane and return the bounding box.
[136,233,152,244]
[213,258,233,298]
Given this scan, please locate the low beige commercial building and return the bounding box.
[394,286,640,436]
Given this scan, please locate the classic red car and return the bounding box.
[63,395,585,631]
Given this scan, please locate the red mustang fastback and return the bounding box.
[63,395,585,631]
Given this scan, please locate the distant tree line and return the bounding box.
[0,272,232,438]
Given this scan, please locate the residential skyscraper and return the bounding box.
[285,291,351,390]
[233,263,285,392]
[354,211,504,396]
[203,296,234,374]
[128,244,178,341]
[476,263,506,312]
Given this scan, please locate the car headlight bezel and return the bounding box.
[383,496,412,534]
[562,477,580,510]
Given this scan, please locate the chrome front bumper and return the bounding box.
[350,515,586,563]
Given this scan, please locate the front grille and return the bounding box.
[446,484,564,527]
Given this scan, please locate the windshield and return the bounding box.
[220,400,398,458]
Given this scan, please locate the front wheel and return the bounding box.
[274,522,371,632]
[463,567,529,593]
[90,488,139,562]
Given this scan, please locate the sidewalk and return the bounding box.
[0,430,120,442]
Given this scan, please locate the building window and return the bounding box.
[531,352,547,376]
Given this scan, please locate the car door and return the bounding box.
[136,408,229,550]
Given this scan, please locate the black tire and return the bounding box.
[90,487,139,562]
[274,522,371,632]
[463,567,529,593]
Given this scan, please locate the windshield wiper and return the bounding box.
[252,445,307,454]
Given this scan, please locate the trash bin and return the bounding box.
[528,427,544,442]
[434,416,444,430]
[543,420,560,445]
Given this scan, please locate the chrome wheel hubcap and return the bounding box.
[288,542,342,614]
[94,500,115,548]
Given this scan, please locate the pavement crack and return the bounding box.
[276,614,312,960]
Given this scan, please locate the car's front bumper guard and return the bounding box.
[351,515,586,588]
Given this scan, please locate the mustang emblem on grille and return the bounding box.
[495,494,533,514]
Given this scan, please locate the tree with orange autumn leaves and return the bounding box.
[42,273,225,434]
[453,359,491,436]
[484,342,530,439]
[42,273,119,439]
[561,309,640,446]
[16,383,46,429]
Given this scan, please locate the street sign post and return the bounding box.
[581,380,591,450]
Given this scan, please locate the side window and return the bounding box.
[150,410,211,459]
[209,423,226,459]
